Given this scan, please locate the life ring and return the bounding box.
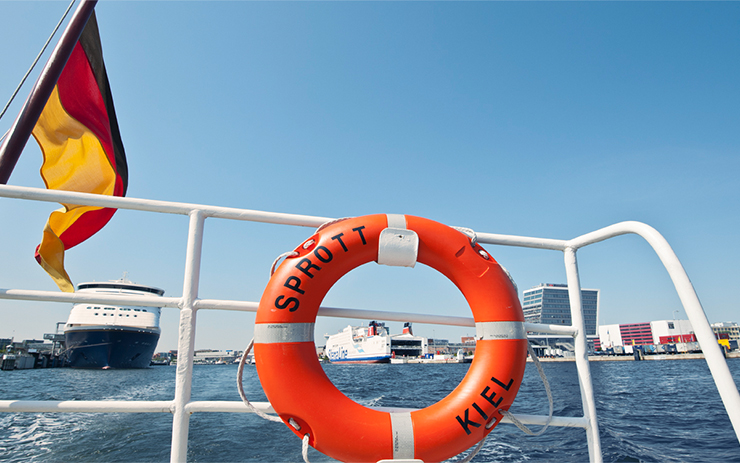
[255,214,527,463]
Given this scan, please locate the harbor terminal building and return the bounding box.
[711,322,740,341]
[597,320,694,349]
[597,320,739,353]
[522,283,600,355]
[390,323,428,358]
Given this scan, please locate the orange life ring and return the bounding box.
[255,214,527,463]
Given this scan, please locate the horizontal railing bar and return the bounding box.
[0,184,332,228]
[1,185,577,249]
[318,306,475,327]
[0,398,587,429]
[501,413,589,429]
[0,288,182,308]
[566,221,646,250]
[0,289,577,335]
[185,402,589,429]
[476,231,568,251]
[194,299,259,311]
[185,401,274,414]
[0,400,173,413]
[195,299,476,326]
[195,299,577,335]
[525,323,578,336]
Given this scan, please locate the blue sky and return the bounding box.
[1,1,738,352]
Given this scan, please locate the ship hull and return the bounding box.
[329,356,391,364]
[65,326,160,369]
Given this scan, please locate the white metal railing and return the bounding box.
[1,183,739,463]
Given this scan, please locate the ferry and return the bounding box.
[63,280,165,369]
[324,321,391,363]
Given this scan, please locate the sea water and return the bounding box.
[1,358,738,462]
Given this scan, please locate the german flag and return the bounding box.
[31,11,127,292]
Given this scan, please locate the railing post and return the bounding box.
[170,210,205,463]
[564,247,602,463]
[567,221,740,441]
[625,223,740,439]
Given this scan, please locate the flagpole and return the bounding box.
[0,0,98,184]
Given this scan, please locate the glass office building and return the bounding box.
[522,283,600,336]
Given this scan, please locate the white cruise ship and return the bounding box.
[64,279,165,369]
[324,321,391,363]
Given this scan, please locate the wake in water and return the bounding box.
[0,360,738,462]
[0,413,90,463]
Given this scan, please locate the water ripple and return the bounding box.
[0,358,738,461]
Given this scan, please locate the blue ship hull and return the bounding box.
[328,355,391,364]
[65,326,160,369]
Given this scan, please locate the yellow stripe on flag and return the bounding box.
[32,86,118,292]
[36,220,74,293]
[34,86,117,197]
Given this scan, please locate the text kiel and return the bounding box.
[456,376,514,435]
[275,226,367,312]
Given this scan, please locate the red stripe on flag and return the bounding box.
[53,41,122,249]
[57,42,118,183]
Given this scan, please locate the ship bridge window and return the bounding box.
[105,307,115,310]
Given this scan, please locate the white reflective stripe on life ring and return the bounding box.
[254,323,315,343]
[475,321,527,341]
[386,214,407,229]
[390,411,415,460]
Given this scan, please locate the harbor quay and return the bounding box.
[534,351,740,363]
[4,319,740,370]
